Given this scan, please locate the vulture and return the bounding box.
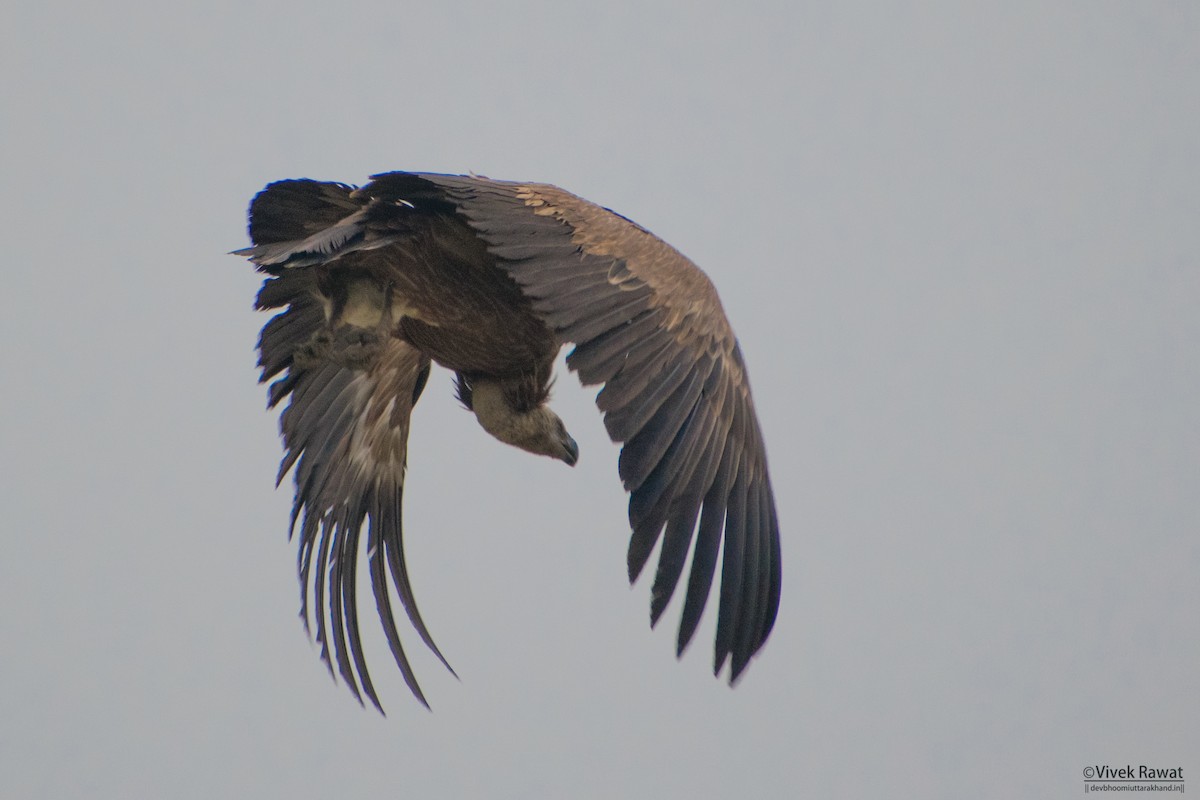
[236,171,781,710]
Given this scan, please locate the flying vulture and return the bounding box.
[236,171,781,710]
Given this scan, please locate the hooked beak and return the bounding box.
[560,434,579,467]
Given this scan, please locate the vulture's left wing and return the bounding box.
[373,172,782,681]
[250,183,451,710]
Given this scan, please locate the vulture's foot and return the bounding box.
[330,326,385,370]
[293,325,384,371]
[292,328,333,370]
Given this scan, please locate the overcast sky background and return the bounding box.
[3,2,1197,798]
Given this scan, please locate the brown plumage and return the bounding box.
[237,171,781,710]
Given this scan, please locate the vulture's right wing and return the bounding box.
[373,172,782,682]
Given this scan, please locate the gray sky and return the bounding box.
[3,2,1197,798]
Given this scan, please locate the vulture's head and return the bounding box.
[470,380,579,466]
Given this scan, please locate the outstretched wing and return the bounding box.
[368,172,782,681]
[250,181,450,710]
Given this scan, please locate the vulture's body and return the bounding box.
[238,171,781,709]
